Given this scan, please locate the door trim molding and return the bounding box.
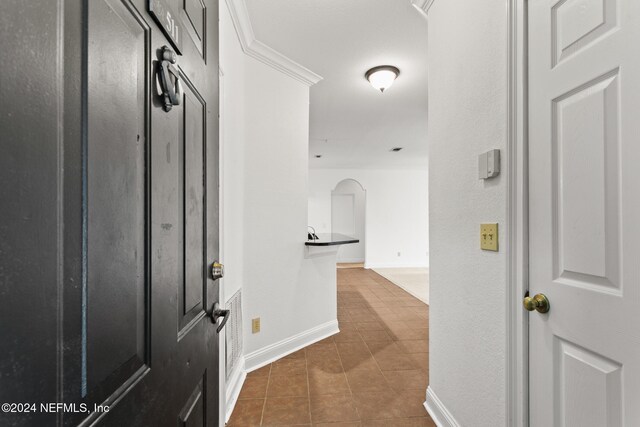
[224,0,323,86]
[410,0,435,17]
[244,320,339,372]
[225,356,246,423]
[424,386,461,427]
[218,66,227,427]
[506,0,528,426]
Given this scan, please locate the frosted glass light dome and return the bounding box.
[365,66,400,93]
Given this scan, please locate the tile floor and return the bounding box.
[228,267,434,426]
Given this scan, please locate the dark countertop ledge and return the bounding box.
[305,233,359,247]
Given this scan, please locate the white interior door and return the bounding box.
[529,0,640,425]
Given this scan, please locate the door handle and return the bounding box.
[523,293,550,313]
[157,45,182,112]
[208,302,230,333]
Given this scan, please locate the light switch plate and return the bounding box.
[252,318,261,334]
[480,223,499,251]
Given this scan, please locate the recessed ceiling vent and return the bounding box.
[390,147,403,152]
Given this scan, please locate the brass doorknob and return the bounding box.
[523,293,550,313]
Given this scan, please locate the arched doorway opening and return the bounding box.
[331,179,366,264]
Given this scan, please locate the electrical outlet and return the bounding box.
[480,223,499,251]
[397,252,401,257]
[252,318,261,334]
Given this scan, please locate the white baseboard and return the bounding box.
[425,386,461,427]
[225,356,247,423]
[366,262,429,269]
[336,258,365,264]
[244,320,339,372]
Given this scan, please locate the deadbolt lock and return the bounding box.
[211,262,224,280]
[523,293,550,314]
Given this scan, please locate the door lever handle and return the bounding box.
[208,302,230,333]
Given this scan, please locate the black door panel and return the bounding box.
[0,0,219,425]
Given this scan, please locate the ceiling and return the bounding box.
[245,0,428,169]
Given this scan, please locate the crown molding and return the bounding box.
[411,0,435,16]
[225,0,323,86]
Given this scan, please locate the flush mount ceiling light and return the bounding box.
[365,65,400,93]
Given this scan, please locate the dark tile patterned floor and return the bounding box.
[228,267,434,426]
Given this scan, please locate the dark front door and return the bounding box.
[0,0,220,426]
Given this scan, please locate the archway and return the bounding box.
[331,179,366,263]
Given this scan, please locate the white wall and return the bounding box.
[242,57,338,359]
[426,0,508,426]
[220,3,247,304]
[219,6,248,420]
[221,0,338,386]
[309,169,429,268]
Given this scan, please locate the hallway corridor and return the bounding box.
[228,268,433,426]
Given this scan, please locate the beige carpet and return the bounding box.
[372,268,429,304]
